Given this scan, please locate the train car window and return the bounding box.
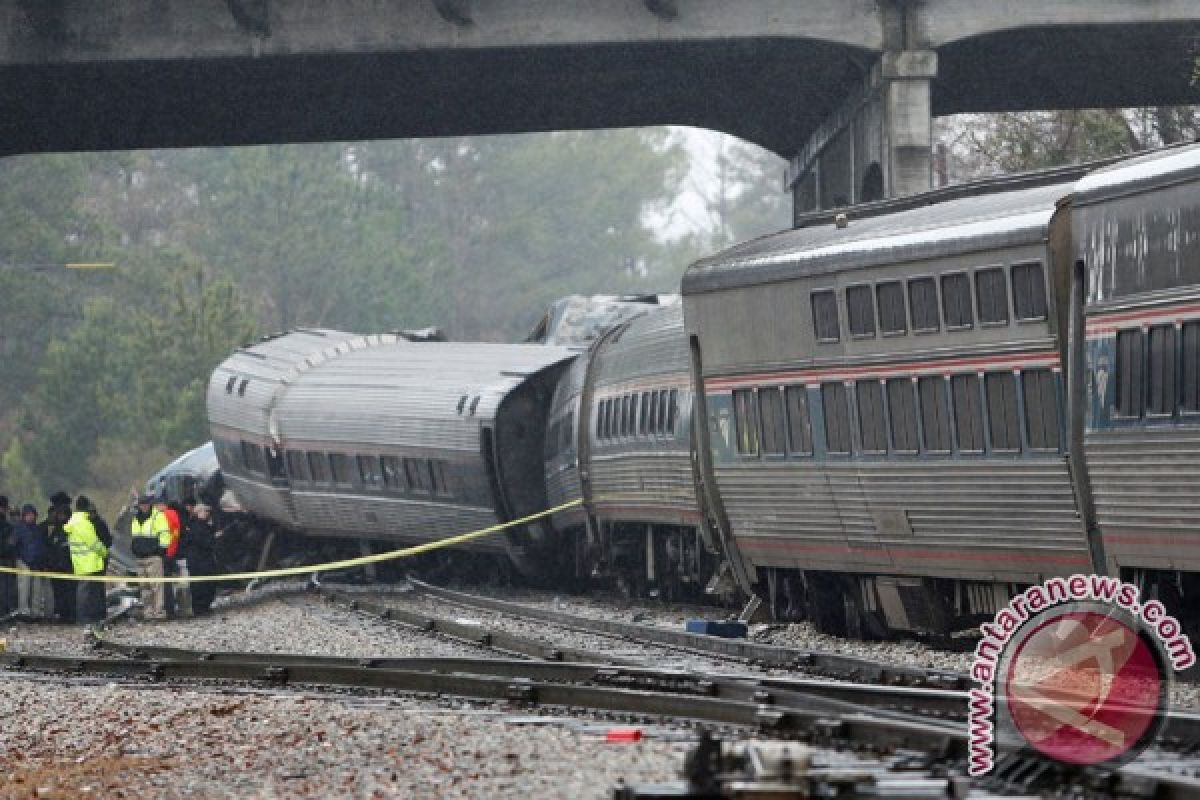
[1115,329,1145,418]
[908,277,940,332]
[822,383,852,454]
[329,453,353,485]
[624,394,636,438]
[918,376,952,453]
[941,273,973,330]
[856,380,888,453]
[1022,370,1061,450]
[1183,322,1200,412]
[784,386,814,455]
[597,399,608,440]
[225,375,237,394]
[733,389,760,456]
[667,389,679,435]
[886,379,919,453]
[649,391,662,435]
[758,388,787,455]
[876,281,907,335]
[846,285,876,338]
[307,451,330,483]
[811,290,840,342]
[985,372,1022,451]
[564,410,575,450]
[430,461,451,497]
[951,374,985,453]
[240,441,266,475]
[975,268,1009,325]
[639,392,651,436]
[1148,325,1178,416]
[1012,262,1048,321]
[380,455,404,490]
[286,450,309,482]
[267,447,287,484]
[404,457,428,492]
[357,455,383,488]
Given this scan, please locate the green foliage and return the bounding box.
[21,268,256,491]
[1,128,781,495]
[0,440,43,509]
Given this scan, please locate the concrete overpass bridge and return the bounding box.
[2,1,1198,212]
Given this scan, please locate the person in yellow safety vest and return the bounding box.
[129,493,171,619]
[63,495,107,624]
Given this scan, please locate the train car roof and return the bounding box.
[271,341,576,447]
[208,329,410,433]
[682,181,1072,295]
[1073,141,1200,205]
[592,302,688,388]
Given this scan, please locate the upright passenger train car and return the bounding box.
[1074,143,1200,601]
[208,330,576,575]
[683,179,1095,635]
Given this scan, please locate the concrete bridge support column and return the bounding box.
[787,50,937,217]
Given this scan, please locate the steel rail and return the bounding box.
[401,579,969,689]
[320,590,641,666]
[90,639,966,720]
[8,648,1200,799]
[1,650,963,756]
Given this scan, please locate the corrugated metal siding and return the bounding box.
[546,466,583,508]
[1086,427,1200,568]
[590,452,697,519]
[585,304,699,522]
[722,459,1087,580]
[289,491,504,552]
[207,330,369,434]
[273,342,574,449]
[593,304,688,388]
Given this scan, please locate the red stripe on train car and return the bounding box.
[1085,302,1200,337]
[706,351,1061,390]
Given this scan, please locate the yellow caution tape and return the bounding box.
[0,498,583,584]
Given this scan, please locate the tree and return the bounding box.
[938,107,1199,182]
[20,267,256,493]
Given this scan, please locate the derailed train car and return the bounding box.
[180,142,1200,638]
[544,302,745,600]
[207,329,575,576]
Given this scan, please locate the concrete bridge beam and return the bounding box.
[787,50,937,215]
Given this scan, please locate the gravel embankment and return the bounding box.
[0,678,692,798]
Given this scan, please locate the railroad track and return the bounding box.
[6,643,1200,799]
[392,578,969,690]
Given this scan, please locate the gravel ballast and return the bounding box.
[0,677,691,798]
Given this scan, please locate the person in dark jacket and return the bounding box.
[13,504,50,618]
[44,492,75,623]
[181,503,219,614]
[0,496,13,615]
